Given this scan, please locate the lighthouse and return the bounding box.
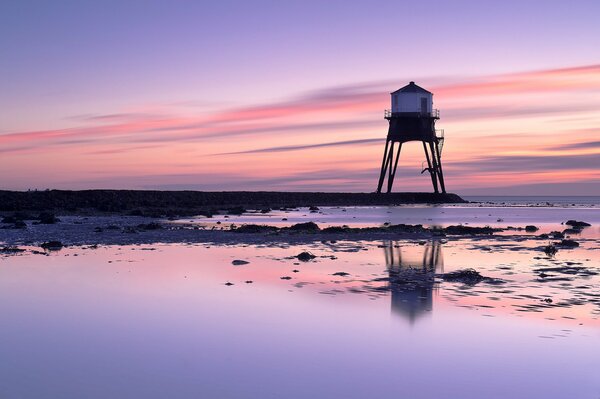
[376,82,446,193]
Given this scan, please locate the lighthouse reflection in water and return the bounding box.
[382,240,444,323]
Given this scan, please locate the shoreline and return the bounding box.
[0,190,465,216]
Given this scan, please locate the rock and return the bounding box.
[231,259,249,266]
[288,222,320,231]
[309,206,320,211]
[565,220,591,228]
[13,220,27,229]
[296,251,316,261]
[245,280,253,284]
[0,246,25,253]
[280,276,292,280]
[550,231,565,239]
[260,208,271,214]
[292,269,300,273]
[562,228,581,235]
[443,225,497,235]
[322,226,349,233]
[40,241,64,250]
[544,244,558,255]
[224,282,234,286]
[38,212,59,224]
[525,225,539,232]
[439,268,503,285]
[332,272,350,277]
[137,222,162,230]
[227,206,246,215]
[557,239,579,248]
[1,216,17,224]
[233,224,278,233]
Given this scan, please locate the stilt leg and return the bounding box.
[434,141,446,193]
[422,142,438,193]
[388,142,402,193]
[427,142,440,193]
[376,139,391,193]
[386,142,395,193]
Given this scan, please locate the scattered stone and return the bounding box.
[232,259,249,266]
[0,246,25,253]
[137,222,162,230]
[40,241,64,250]
[443,225,497,235]
[280,276,292,280]
[37,212,59,224]
[525,225,539,232]
[292,269,300,273]
[565,220,591,228]
[439,268,503,285]
[13,220,27,229]
[224,282,234,286]
[544,244,558,256]
[1,216,17,224]
[296,251,317,261]
[226,206,246,215]
[557,239,579,248]
[332,272,350,277]
[245,280,253,284]
[322,226,349,233]
[288,222,320,232]
[233,224,278,233]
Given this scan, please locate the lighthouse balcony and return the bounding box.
[385,109,439,119]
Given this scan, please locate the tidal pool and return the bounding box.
[0,232,598,398]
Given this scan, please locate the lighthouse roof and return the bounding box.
[391,81,432,95]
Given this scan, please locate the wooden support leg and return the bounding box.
[376,139,391,193]
[434,141,446,193]
[386,141,395,193]
[422,142,438,194]
[426,142,440,193]
[388,142,402,193]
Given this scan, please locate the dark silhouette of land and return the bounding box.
[0,190,465,216]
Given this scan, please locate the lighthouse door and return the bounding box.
[420,98,428,114]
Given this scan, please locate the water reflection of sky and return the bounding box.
[173,205,600,239]
[0,235,598,398]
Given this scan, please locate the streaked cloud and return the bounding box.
[1,63,599,193]
[215,138,384,155]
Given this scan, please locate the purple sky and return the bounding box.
[1,1,599,194]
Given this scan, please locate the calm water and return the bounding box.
[1,202,599,398]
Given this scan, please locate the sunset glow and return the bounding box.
[1,1,599,194]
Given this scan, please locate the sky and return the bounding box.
[1,0,599,194]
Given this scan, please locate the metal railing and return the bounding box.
[384,109,440,118]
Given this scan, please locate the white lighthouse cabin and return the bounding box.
[389,81,437,117]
